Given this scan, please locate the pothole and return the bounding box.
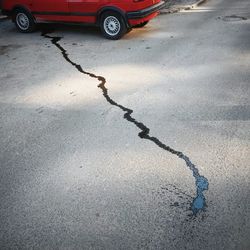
[218,15,247,22]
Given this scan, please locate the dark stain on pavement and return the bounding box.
[36,106,44,114]
[0,44,22,56]
[217,15,247,22]
[41,30,209,215]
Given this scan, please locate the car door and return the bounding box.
[67,0,106,23]
[32,0,70,22]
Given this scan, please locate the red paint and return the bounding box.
[1,0,165,26]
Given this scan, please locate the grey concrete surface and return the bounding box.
[0,0,250,249]
[162,0,207,13]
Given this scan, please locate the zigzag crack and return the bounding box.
[41,30,209,215]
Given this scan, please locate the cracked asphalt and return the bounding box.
[0,0,250,249]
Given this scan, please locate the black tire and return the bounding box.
[134,21,149,28]
[13,8,36,33]
[100,11,127,40]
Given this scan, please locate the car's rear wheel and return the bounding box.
[13,8,36,33]
[134,21,149,28]
[100,11,127,40]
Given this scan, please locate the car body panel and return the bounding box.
[31,0,70,22]
[1,0,165,27]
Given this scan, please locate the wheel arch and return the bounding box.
[11,4,35,21]
[97,6,129,27]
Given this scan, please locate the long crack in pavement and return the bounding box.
[41,31,209,215]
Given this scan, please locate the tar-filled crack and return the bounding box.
[41,30,209,215]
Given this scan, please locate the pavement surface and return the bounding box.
[162,0,206,13]
[0,0,250,249]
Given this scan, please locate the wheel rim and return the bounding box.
[16,13,30,30]
[103,16,121,36]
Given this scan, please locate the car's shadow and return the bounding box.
[37,23,102,38]
[36,22,154,40]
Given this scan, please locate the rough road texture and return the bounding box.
[163,0,203,11]
[0,0,250,249]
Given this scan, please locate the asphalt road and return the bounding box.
[0,0,250,249]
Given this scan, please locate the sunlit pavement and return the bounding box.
[0,0,249,249]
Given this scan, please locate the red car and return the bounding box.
[1,0,165,39]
